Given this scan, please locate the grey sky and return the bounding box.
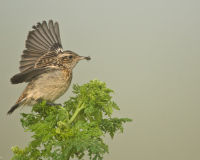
[1,0,200,159]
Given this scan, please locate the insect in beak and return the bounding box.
[78,56,91,61]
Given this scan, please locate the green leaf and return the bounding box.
[11,79,132,160]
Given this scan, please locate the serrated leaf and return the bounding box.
[11,79,132,160]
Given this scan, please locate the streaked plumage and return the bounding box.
[8,20,91,115]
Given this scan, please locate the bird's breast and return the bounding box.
[28,68,73,102]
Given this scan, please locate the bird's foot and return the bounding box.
[46,102,62,106]
[37,99,62,106]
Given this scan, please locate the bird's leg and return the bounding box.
[51,102,62,106]
[36,99,62,106]
[46,101,62,106]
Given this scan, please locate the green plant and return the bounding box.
[11,79,132,160]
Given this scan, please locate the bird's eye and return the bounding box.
[69,55,73,59]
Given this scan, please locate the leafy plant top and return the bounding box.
[11,79,132,160]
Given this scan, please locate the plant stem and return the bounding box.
[67,101,85,125]
[66,148,73,160]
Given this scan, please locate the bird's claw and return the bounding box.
[37,99,62,107]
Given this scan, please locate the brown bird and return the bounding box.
[7,20,91,115]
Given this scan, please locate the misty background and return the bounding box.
[0,0,200,159]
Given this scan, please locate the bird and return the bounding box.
[7,20,91,115]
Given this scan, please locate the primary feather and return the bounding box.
[19,20,63,73]
[11,67,60,84]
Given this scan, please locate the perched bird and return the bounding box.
[7,20,91,115]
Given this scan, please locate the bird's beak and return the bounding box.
[78,56,91,61]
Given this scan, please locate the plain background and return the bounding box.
[1,0,200,159]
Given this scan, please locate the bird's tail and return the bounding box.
[7,98,26,115]
[7,103,20,115]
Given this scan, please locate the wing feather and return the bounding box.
[19,20,63,73]
[11,67,59,84]
[55,22,62,45]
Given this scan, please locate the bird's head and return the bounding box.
[58,50,91,69]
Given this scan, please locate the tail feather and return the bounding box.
[7,103,20,115]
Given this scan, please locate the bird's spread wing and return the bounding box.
[11,67,59,84]
[19,20,63,73]
[11,20,64,84]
